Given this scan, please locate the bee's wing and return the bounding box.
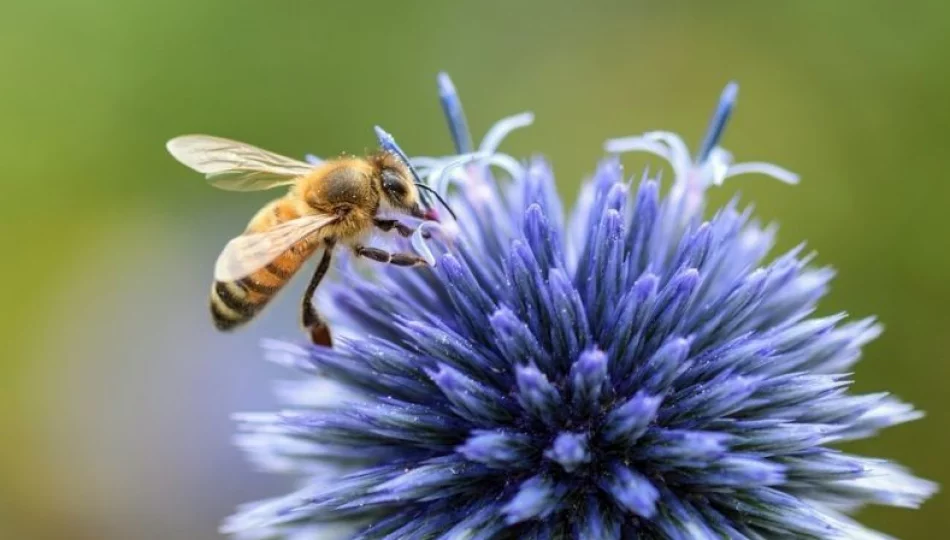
[167,135,314,191]
[214,214,337,281]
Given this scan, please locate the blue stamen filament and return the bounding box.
[438,72,474,155]
[695,81,739,164]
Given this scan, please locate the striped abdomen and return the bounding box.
[210,198,319,331]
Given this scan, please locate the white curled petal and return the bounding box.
[603,137,673,163]
[484,153,525,180]
[704,148,734,186]
[428,152,491,194]
[410,222,443,266]
[643,131,692,180]
[433,167,469,198]
[428,155,485,196]
[725,161,800,184]
[480,112,534,154]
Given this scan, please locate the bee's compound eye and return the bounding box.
[382,169,407,197]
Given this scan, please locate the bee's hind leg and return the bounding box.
[302,244,335,347]
[354,245,428,267]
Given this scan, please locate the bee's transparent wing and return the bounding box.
[167,135,314,191]
[214,214,337,281]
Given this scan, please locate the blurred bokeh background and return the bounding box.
[2,1,947,538]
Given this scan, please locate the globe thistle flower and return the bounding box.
[224,75,936,539]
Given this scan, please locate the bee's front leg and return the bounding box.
[373,219,430,239]
[354,245,428,267]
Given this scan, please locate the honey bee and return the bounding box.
[166,134,450,346]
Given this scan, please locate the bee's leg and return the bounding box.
[373,219,430,239]
[302,244,334,347]
[354,245,428,267]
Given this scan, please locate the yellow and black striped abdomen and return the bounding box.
[210,278,273,331]
[210,193,322,330]
[209,246,318,330]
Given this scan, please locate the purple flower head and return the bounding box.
[224,74,935,539]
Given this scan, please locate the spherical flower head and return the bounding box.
[224,75,936,539]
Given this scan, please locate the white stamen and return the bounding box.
[641,131,693,181]
[605,131,799,193]
[604,137,673,162]
[484,153,526,181]
[421,152,523,205]
[410,221,445,266]
[428,152,490,195]
[725,161,800,185]
[604,132,691,182]
[431,168,467,197]
[703,147,734,186]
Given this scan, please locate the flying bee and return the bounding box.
[166,133,452,346]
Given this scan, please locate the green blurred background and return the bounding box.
[2,1,947,538]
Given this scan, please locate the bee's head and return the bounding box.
[373,152,426,218]
[371,127,457,222]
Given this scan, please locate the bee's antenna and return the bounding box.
[415,182,458,221]
[696,81,739,164]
